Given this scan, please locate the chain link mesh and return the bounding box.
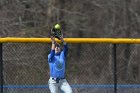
[2,43,140,93]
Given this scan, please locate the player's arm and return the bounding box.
[51,36,55,50]
[48,36,56,62]
[60,34,68,57]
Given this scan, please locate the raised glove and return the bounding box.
[50,24,62,40]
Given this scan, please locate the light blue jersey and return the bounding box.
[48,45,68,78]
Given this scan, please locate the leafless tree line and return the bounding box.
[1,0,140,85]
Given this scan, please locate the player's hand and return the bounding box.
[50,36,55,42]
[60,34,64,42]
[60,34,66,45]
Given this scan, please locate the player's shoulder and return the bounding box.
[48,54,51,57]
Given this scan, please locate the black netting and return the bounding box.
[0,43,139,93]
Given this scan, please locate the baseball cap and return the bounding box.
[55,43,60,47]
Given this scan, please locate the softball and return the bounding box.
[54,24,61,30]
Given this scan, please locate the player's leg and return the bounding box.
[60,79,73,93]
[49,84,61,93]
[48,78,61,93]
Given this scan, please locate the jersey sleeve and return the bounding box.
[62,44,68,58]
[48,50,55,62]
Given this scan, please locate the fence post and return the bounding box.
[0,43,3,93]
[113,44,117,93]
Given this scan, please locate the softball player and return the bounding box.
[48,35,73,93]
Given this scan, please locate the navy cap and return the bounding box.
[55,43,60,47]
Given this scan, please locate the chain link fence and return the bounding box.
[0,43,140,93]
